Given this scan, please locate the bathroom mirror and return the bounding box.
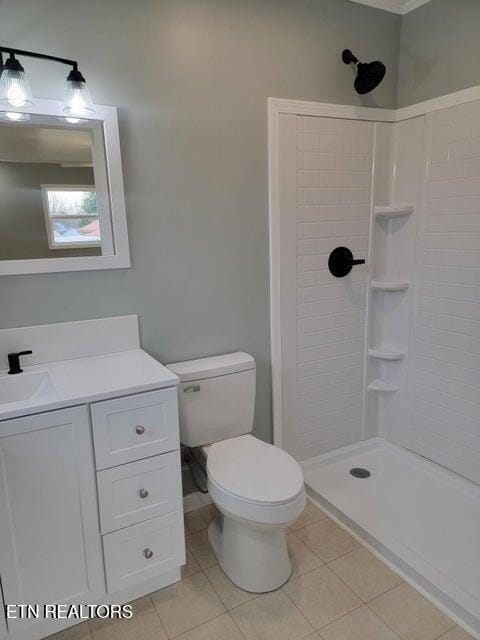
[0,99,129,274]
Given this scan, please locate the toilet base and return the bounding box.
[208,514,292,593]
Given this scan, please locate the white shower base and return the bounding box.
[301,438,480,638]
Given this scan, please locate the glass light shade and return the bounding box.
[0,69,34,108]
[0,111,30,121]
[60,116,88,124]
[63,80,94,117]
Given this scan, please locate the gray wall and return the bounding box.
[0,0,400,448]
[398,0,480,107]
[0,162,97,260]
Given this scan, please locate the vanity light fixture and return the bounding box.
[0,111,30,122]
[0,45,94,121]
[0,53,33,108]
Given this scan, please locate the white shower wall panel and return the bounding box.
[406,99,480,484]
[281,114,373,461]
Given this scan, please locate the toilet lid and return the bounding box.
[206,435,304,505]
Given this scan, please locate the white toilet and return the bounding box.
[167,352,306,593]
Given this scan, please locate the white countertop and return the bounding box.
[0,349,179,422]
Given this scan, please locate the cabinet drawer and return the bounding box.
[91,388,179,469]
[103,510,185,593]
[97,451,182,534]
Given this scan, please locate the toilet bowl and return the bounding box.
[204,434,305,592]
[167,352,305,592]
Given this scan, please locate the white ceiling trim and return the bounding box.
[401,0,432,14]
[347,0,432,15]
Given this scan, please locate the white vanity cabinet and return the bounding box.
[0,319,184,640]
[0,388,184,640]
[0,406,105,639]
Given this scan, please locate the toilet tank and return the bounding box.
[166,352,256,447]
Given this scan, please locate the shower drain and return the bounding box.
[349,467,371,479]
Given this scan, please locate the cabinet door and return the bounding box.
[0,406,104,636]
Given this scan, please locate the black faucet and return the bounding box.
[7,350,33,375]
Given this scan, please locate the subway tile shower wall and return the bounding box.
[409,100,480,484]
[295,117,373,461]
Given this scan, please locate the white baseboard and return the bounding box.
[183,491,213,513]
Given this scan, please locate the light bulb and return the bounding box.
[63,68,94,117]
[0,55,34,108]
[6,75,29,106]
[0,111,30,121]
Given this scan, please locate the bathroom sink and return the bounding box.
[0,371,56,405]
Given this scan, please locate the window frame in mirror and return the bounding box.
[0,98,130,275]
[41,184,101,250]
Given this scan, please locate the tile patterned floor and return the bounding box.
[48,501,473,640]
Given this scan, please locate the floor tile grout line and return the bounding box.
[201,566,260,613]
[146,593,170,639]
[290,514,329,534]
[365,585,457,640]
[324,545,363,567]
[436,627,463,640]
[364,599,409,640]
[150,594,177,640]
[292,530,361,565]
[282,563,375,634]
[169,610,244,640]
[291,509,363,562]
[168,611,228,640]
[323,555,405,605]
[225,610,250,640]
[359,579,406,605]
[286,528,326,568]
[280,577,322,635]
[430,620,458,640]
[227,588,315,640]
[318,561,368,601]
[85,619,95,640]
[184,541,217,571]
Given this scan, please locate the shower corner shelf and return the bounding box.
[367,379,398,393]
[374,205,414,219]
[370,280,409,291]
[368,347,405,361]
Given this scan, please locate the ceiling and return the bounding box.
[348,0,432,14]
[0,124,93,165]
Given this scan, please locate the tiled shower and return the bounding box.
[275,98,480,635]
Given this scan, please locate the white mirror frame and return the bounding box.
[0,98,130,275]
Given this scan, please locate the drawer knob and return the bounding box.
[138,488,149,499]
[135,425,145,435]
[184,384,200,393]
[143,548,154,560]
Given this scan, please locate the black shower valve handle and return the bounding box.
[350,257,366,266]
[328,246,366,278]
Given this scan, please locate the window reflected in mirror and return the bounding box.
[0,114,113,261]
[42,186,100,249]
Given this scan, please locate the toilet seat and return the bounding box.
[205,435,306,525]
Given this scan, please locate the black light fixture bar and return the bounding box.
[0,46,78,71]
[0,44,94,118]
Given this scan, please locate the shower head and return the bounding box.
[342,49,386,95]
